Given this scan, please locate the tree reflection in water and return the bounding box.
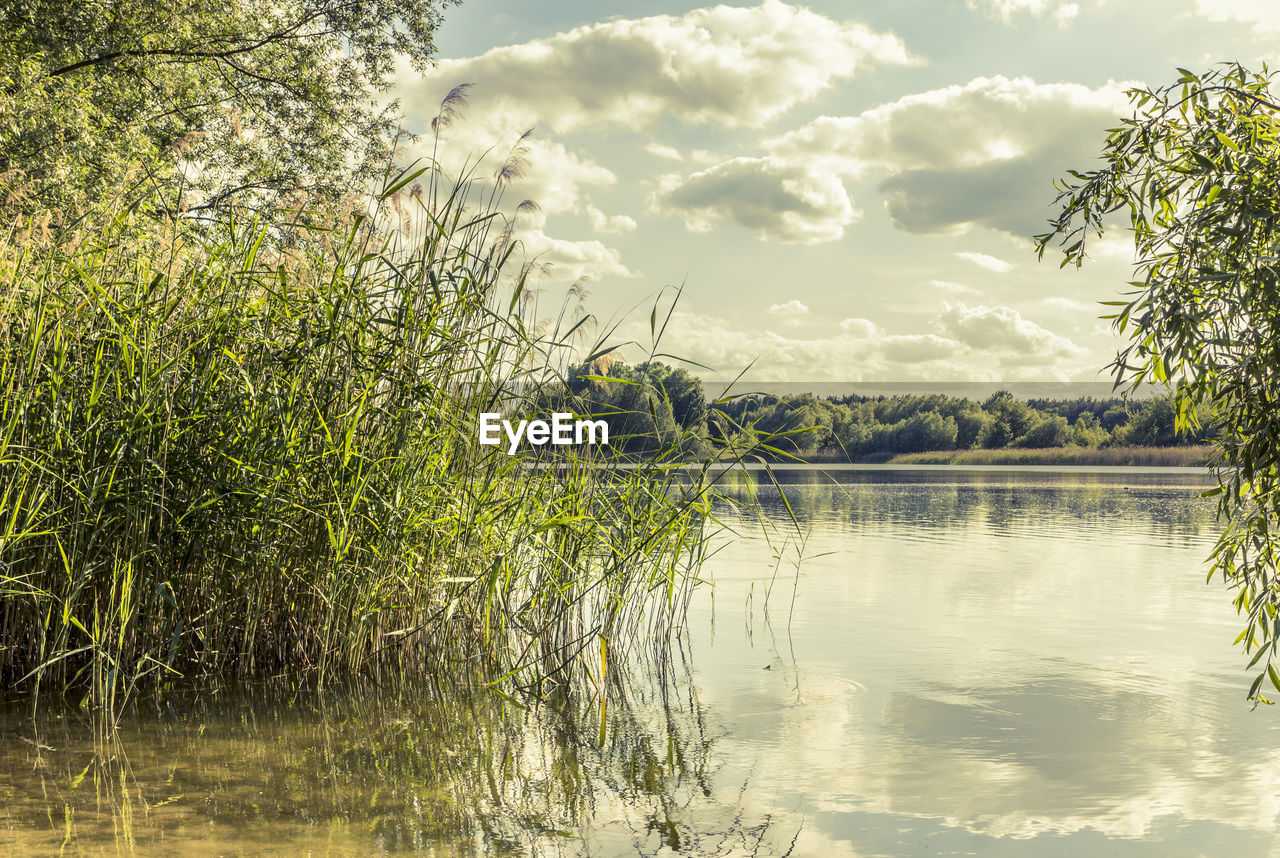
[0,655,800,856]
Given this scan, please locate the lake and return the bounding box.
[3,467,1275,856]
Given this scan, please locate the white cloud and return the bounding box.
[510,138,617,215]
[651,157,860,244]
[405,1,913,135]
[882,333,960,364]
[1089,235,1137,261]
[839,318,880,337]
[644,143,684,161]
[932,279,981,295]
[1053,2,1081,24]
[690,149,725,165]
[1192,0,1280,34]
[518,228,639,282]
[396,91,628,291]
[764,76,1133,236]
[655,74,1133,244]
[392,3,912,271]
[967,0,1084,24]
[610,303,1086,380]
[1044,297,1096,313]
[769,300,810,315]
[935,301,1087,364]
[406,125,619,218]
[956,251,1014,272]
[396,129,629,287]
[767,76,1129,177]
[586,204,637,234]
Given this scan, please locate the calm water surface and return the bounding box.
[4,468,1276,856]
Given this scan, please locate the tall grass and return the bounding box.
[0,159,727,714]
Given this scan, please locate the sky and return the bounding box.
[390,0,1279,383]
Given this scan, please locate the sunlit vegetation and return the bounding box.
[0,669,798,855]
[540,363,1213,464]
[1036,64,1280,701]
[888,446,1212,467]
[699,389,1214,462]
[0,158,756,713]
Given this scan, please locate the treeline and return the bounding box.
[556,361,1213,460]
[545,361,712,458]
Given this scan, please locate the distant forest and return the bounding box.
[552,361,1213,460]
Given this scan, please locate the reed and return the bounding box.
[0,159,735,714]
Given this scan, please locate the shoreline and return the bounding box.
[801,445,1214,468]
[527,445,1215,469]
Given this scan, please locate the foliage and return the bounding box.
[888,445,1214,467]
[1034,62,1280,702]
[553,361,711,458]
[1013,414,1070,448]
[0,0,458,217]
[1069,412,1111,447]
[979,391,1037,448]
[705,388,1205,462]
[0,161,725,713]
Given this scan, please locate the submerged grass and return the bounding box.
[0,160,740,715]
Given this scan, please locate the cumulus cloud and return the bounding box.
[501,138,617,215]
[1043,297,1097,313]
[403,1,913,135]
[644,143,684,161]
[390,123,633,286]
[956,251,1014,272]
[967,0,1083,24]
[586,204,637,234]
[878,157,1064,235]
[518,228,639,282]
[651,157,860,244]
[932,280,981,295]
[654,70,1129,244]
[393,3,912,265]
[1089,235,1138,261]
[769,300,810,315]
[1192,0,1280,34]
[882,333,960,364]
[764,75,1134,237]
[1054,2,1082,22]
[611,303,1086,380]
[935,301,1087,365]
[767,76,1129,175]
[840,318,880,337]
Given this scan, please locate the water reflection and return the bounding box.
[0,669,803,856]
[717,468,1216,548]
[687,469,1276,856]
[4,468,1274,857]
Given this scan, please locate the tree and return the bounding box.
[0,0,458,217]
[1013,415,1068,449]
[1069,412,1110,447]
[979,390,1035,448]
[892,412,958,453]
[1124,396,1179,447]
[637,362,708,431]
[951,400,989,449]
[1036,63,1280,702]
[755,396,824,457]
[558,361,691,457]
